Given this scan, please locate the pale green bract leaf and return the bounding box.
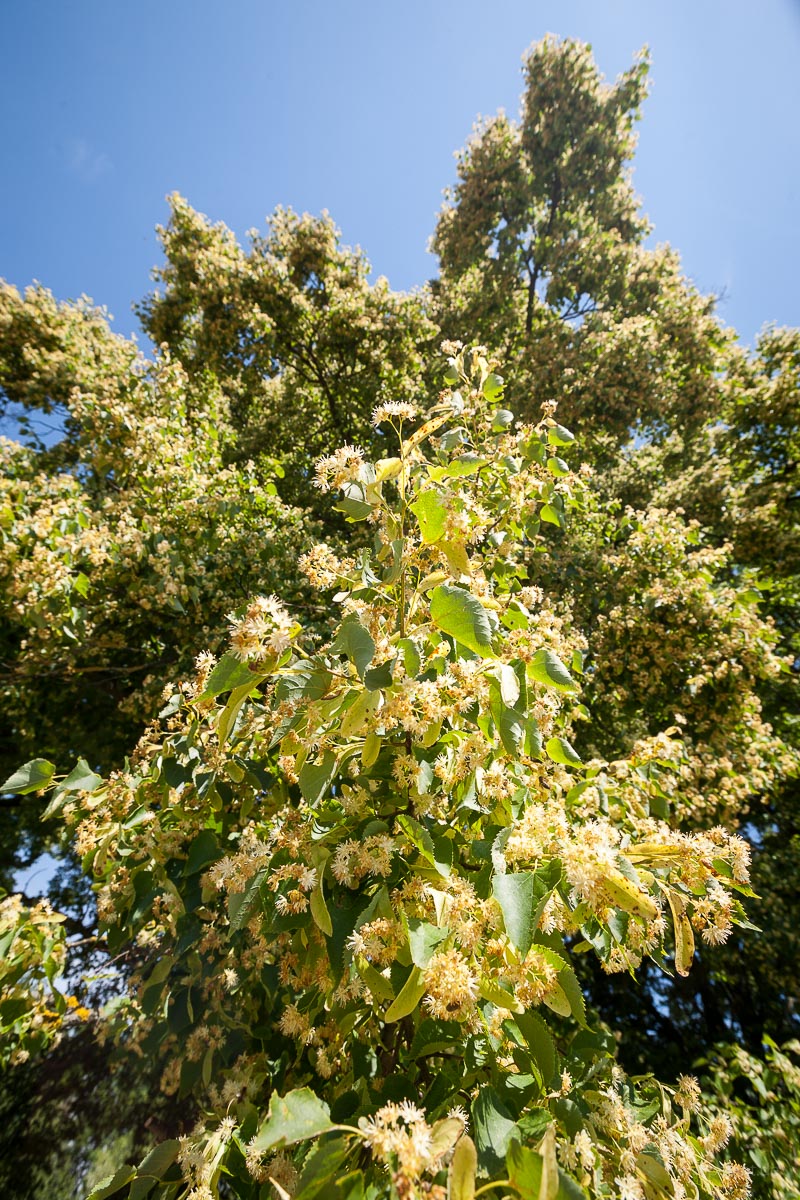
[384,965,427,1022]
[448,1134,478,1200]
[310,875,333,938]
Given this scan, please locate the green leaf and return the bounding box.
[196,652,258,700]
[525,720,543,758]
[406,918,449,968]
[472,1087,517,1172]
[515,1010,557,1086]
[546,457,570,477]
[431,833,453,876]
[448,1134,477,1200]
[545,737,582,767]
[299,750,337,805]
[184,829,219,875]
[384,965,426,1022]
[398,637,421,677]
[431,584,494,657]
[410,490,447,543]
[490,689,525,757]
[556,1170,589,1199]
[2,758,56,795]
[56,757,103,794]
[86,1167,136,1200]
[72,570,90,597]
[276,662,332,702]
[136,1139,180,1180]
[141,955,174,994]
[540,504,565,529]
[483,372,505,400]
[547,424,575,447]
[555,967,587,1028]
[43,757,104,817]
[333,616,376,679]
[294,1136,351,1199]
[364,659,395,691]
[493,872,537,957]
[252,1087,334,1153]
[429,453,489,481]
[334,496,373,521]
[529,649,578,693]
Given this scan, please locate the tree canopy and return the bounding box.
[0,35,797,1200]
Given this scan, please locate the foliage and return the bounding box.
[431,37,729,446]
[0,282,313,794]
[0,1023,174,1200]
[11,348,759,1200]
[0,31,798,1200]
[698,1039,800,1200]
[0,886,72,1066]
[431,34,800,1093]
[138,197,438,511]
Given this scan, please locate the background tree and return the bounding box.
[138,197,438,512]
[431,36,799,1093]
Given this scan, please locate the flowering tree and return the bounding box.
[7,345,756,1200]
[1,35,797,1200]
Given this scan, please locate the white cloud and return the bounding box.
[64,137,112,183]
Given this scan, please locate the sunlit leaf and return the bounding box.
[431,584,494,657]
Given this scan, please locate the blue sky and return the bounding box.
[1,0,799,346]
